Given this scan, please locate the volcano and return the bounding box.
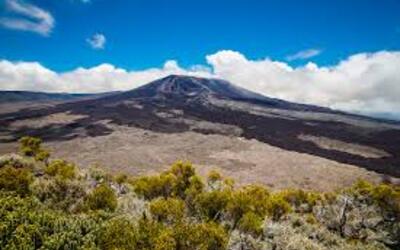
[101,75,332,111]
[1,75,399,188]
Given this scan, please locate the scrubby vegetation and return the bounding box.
[0,136,399,249]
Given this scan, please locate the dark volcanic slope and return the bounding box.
[1,75,400,177]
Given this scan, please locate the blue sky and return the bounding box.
[1,0,400,119]
[1,0,400,71]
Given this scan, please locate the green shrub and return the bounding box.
[0,166,33,196]
[206,170,236,191]
[114,173,128,185]
[154,228,176,250]
[133,173,177,200]
[31,177,86,211]
[19,136,50,162]
[227,185,269,227]
[241,184,270,216]
[184,174,205,214]
[34,149,50,163]
[207,170,223,189]
[279,188,321,212]
[185,174,205,199]
[19,136,42,156]
[86,184,117,212]
[4,223,43,249]
[223,177,235,190]
[149,197,185,224]
[0,193,102,249]
[45,159,76,180]
[238,211,264,237]
[88,165,112,182]
[171,222,228,250]
[167,161,195,198]
[195,189,231,221]
[133,161,202,200]
[266,194,292,221]
[135,218,165,249]
[349,180,400,216]
[191,222,228,250]
[370,183,400,215]
[350,179,374,194]
[98,217,137,250]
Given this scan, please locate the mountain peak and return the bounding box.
[161,74,197,81]
[130,74,273,103]
[156,75,209,97]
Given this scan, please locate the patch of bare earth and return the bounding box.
[298,134,390,159]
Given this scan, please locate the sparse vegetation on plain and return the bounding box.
[0,136,399,249]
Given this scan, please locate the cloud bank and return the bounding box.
[206,50,400,118]
[0,0,54,36]
[0,50,399,118]
[0,59,211,93]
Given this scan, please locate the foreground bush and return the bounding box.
[19,136,50,163]
[31,177,86,211]
[149,197,185,224]
[98,217,137,249]
[45,159,76,180]
[0,193,103,249]
[0,166,32,196]
[0,137,399,249]
[85,184,118,212]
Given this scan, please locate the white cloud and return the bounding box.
[286,48,322,61]
[207,50,400,117]
[86,33,106,50]
[0,59,211,93]
[0,0,54,36]
[0,50,400,118]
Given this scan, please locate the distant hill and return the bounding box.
[0,90,119,103]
